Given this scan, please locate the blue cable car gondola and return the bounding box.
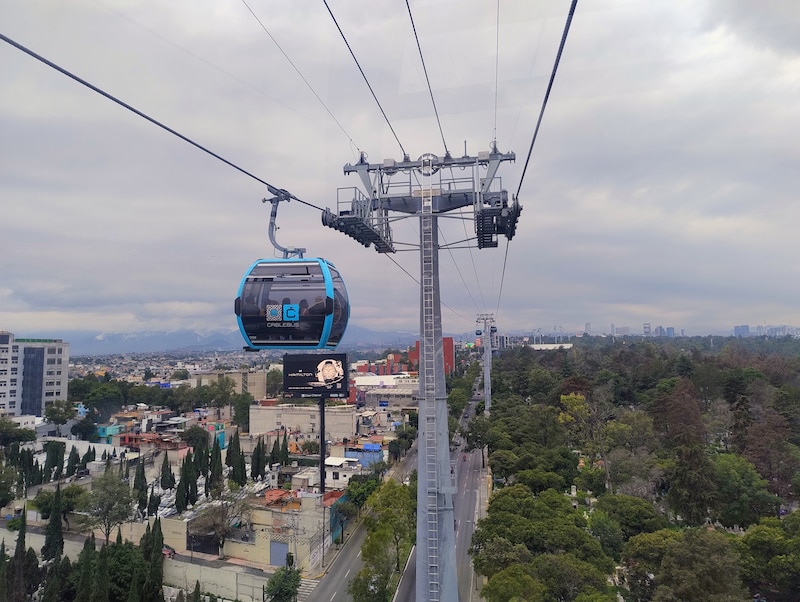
[234,196,350,350]
[235,258,349,349]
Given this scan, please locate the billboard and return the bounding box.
[283,353,349,398]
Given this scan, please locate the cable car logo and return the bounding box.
[265,303,300,322]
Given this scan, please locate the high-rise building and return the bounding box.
[0,331,69,417]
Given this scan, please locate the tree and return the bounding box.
[655,528,748,601]
[711,453,780,528]
[180,425,211,451]
[251,436,266,480]
[364,479,414,571]
[170,368,190,381]
[141,519,166,602]
[226,429,241,469]
[481,564,547,602]
[71,416,98,442]
[663,379,716,525]
[265,369,283,397]
[471,536,533,579]
[280,430,290,465]
[41,484,64,561]
[44,399,77,436]
[529,552,611,602]
[264,565,302,602]
[85,383,124,423]
[488,449,519,485]
[175,459,189,515]
[188,497,250,558]
[66,445,80,477]
[595,494,667,540]
[160,451,175,490]
[348,525,394,602]
[0,463,17,508]
[209,437,224,498]
[463,414,491,467]
[232,392,253,432]
[10,504,27,602]
[90,545,110,602]
[133,461,148,516]
[77,467,133,544]
[0,415,36,449]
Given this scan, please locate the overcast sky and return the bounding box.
[2,0,800,342]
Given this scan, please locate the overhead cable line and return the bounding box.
[240,0,362,157]
[496,0,578,322]
[323,0,407,159]
[439,225,483,313]
[0,32,323,212]
[495,239,510,320]
[492,0,500,145]
[404,0,449,157]
[515,0,578,200]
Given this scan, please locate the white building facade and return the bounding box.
[0,331,69,417]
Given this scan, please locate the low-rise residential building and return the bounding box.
[249,403,357,442]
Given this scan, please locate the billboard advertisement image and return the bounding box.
[283,353,349,398]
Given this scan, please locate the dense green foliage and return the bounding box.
[470,336,800,601]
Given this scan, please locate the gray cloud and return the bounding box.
[2,0,799,341]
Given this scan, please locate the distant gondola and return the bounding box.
[235,257,349,350]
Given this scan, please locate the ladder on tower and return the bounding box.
[420,155,440,601]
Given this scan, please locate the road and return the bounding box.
[310,522,367,602]
[311,394,487,602]
[309,442,419,601]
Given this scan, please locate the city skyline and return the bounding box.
[3,1,800,339]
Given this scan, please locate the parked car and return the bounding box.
[162,544,176,559]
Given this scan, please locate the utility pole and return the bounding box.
[475,314,495,416]
[325,147,517,601]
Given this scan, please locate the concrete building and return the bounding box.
[190,369,276,401]
[0,331,69,417]
[291,457,363,491]
[249,403,357,442]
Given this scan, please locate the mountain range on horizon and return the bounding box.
[16,324,429,356]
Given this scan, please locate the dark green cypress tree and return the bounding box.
[41,484,64,561]
[271,438,281,467]
[250,436,262,481]
[187,451,199,506]
[0,541,7,602]
[225,430,240,468]
[133,461,146,493]
[66,445,80,477]
[42,556,73,602]
[147,485,161,517]
[194,435,210,478]
[209,438,223,498]
[233,449,247,487]
[280,430,290,465]
[139,523,152,562]
[74,534,96,602]
[89,545,110,602]
[160,452,175,490]
[11,505,27,602]
[116,527,123,546]
[191,580,201,602]
[141,519,165,602]
[175,460,188,514]
[126,567,141,602]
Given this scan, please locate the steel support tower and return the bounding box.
[476,313,495,416]
[324,148,517,601]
